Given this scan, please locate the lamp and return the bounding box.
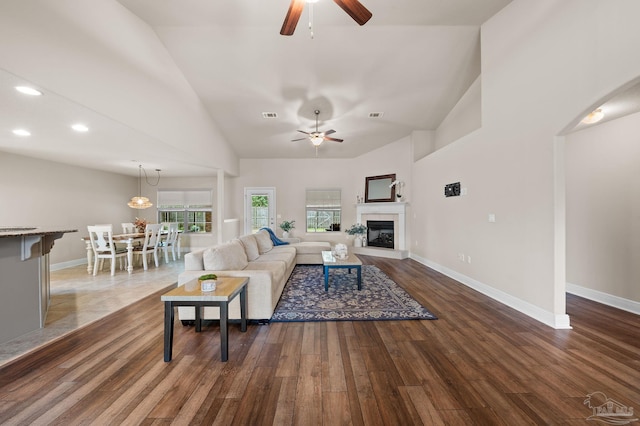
[581,108,604,124]
[128,165,160,209]
[310,135,324,146]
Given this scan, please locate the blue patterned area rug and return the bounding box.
[271,265,437,322]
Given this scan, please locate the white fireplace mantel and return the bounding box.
[356,202,407,251]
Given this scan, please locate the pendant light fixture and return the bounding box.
[128,164,161,209]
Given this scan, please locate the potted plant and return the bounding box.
[198,273,218,292]
[346,223,367,247]
[279,219,295,238]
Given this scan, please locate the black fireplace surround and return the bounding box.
[366,220,394,249]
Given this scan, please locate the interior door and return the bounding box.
[244,187,276,234]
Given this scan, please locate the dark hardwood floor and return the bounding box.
[0,256,638,425]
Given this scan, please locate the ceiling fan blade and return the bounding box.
[332,0,372,26]
[280,0,305,36]
[324,136,344,143]
[291,137,308,141]
[323,129,336,136]
[297,130,310,135]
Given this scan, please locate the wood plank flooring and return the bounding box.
[0,256,638,425]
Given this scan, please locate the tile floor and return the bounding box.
[0,260,184,367]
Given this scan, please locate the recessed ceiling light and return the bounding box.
[71,123,89,132]
[12,129,31,137]
[15,86,42,96]
[581,108,604,124]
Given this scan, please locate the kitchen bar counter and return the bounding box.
[0,227,77,345]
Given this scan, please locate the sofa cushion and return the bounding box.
[254,229,273,254]
[238,234,260,261]
[203,240,248,270]
[291,241,331,254]
[245,261,285,286]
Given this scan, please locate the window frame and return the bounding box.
[305,188,342,233]
[157,189,213,234]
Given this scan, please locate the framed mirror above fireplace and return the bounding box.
[364,173,396,203]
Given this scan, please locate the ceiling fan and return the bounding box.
[280,0,372,36]
[292,110,343,148]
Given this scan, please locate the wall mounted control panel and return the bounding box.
[444,182,461,197]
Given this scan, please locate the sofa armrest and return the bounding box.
[184,248,206,271]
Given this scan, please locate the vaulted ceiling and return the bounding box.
[117,0,512,160]
[1,0,514,176]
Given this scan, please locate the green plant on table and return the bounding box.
[279,220,296,232]
[199,273,217,281]
[345,223,367,235]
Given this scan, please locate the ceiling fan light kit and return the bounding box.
[291,109,344,154]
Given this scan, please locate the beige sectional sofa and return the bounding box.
[177,230,330,322]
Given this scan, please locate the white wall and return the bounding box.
[230,137,413,244]
[434,76,482,150]
[566,112,640,304]
[0,152,135,265]
[410,1,640,328]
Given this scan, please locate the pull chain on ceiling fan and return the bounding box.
[292,110,343,155]
[280,0,372,36]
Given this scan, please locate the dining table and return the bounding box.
[81,231,181,274]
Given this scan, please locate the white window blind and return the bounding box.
[157,190,212,208]
[306,189,341,208]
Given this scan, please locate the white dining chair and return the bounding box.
[160,222,180,263]
[121,222,136,234]
[133,223,163,270]
[87,225,128,276]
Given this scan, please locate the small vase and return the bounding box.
[282,231,289,238]
[200,280,217,292]
[353,236,363,247]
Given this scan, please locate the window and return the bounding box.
[306,189,341,232]
[157,190,213,233]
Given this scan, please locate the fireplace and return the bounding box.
[367,220,394,249]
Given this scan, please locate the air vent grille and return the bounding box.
[368,112,384,118]
[262,112,278,119]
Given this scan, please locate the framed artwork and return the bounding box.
[365,174,396,203]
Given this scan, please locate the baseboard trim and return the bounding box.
[51,258,86,272]
[353,246,409,259]
[566,282,640,315]
[409,253,571,329]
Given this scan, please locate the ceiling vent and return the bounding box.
[368,112,384,118]
[262,112,278,119]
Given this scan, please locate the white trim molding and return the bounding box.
[410,253,572,329]
[51,258,87,271]
[567,282,640,315]
[356,202,407,250]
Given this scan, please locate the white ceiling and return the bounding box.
[117,0,513,160]
[0,0,522,176]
